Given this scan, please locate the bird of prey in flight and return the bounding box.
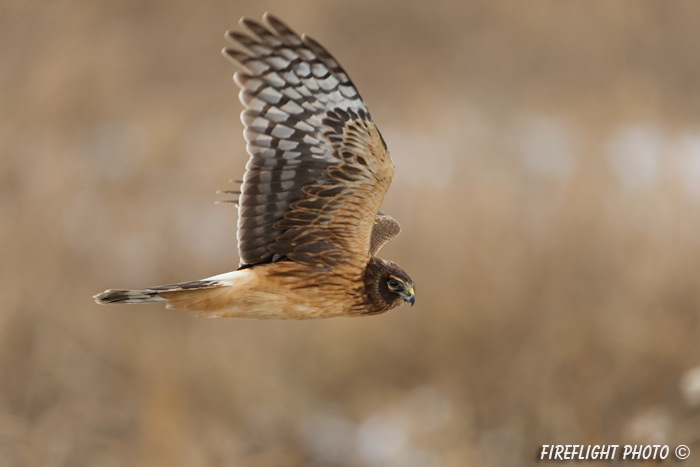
[94,13,415,319]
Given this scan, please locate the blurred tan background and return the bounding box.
[3,0,700,465]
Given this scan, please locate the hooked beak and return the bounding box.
[404,287,415,307]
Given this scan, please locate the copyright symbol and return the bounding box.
[676,445,690,460]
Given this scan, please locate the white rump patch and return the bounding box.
[203,270,247,285]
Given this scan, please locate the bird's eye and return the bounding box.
[388,279,400,289]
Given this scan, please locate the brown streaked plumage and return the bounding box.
[93,13,415,319]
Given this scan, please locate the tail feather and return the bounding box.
[93,280,225,305]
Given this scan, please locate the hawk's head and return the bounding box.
[363,257,415,314]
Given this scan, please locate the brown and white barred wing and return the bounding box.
[223,14,373,267]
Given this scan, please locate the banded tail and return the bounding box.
[94,280,228,305]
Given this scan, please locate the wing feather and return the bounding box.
[223,13,394,269]
[370,211,401,255]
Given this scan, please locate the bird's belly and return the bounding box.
[193,263,363,320]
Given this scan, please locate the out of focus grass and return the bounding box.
[2,1,700,465]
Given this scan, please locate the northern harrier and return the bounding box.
[94,13,415,319]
